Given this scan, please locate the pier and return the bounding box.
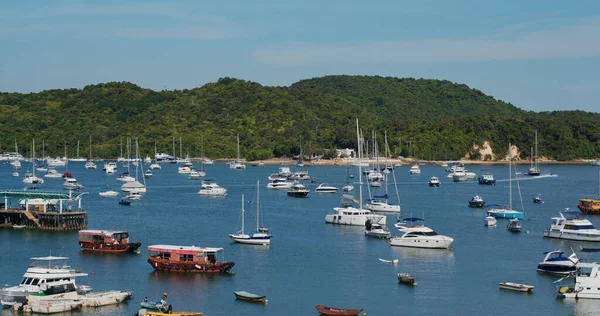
[0,191,88,231]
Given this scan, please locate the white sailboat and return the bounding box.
[364,131,401,214]
[84,135,96,169]
[527,129,541,176]
[69,140,86,162]
[325,119,386,226]
[230,134,246,169]
[23,139,44,185]
[229,181,272,245]
[36,140,48,172]
[121,138,147,194]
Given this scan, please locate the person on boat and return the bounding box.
[156,293,168,311]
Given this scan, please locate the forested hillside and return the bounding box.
[1,75,598,161]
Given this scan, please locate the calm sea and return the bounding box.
[1,162,600,316]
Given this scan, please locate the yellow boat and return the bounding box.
[578,198,600,214]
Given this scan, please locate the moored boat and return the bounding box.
[398,273,417,286]
[533,194,544,204]
[499,282,534,292]
[234,291,267,303]
[485,215,497,227]
[81,290,133,307]
[78,230,141,253]
[543,210,600,241]
[557,262,600,299]
[477,172,496,185]
[315,304,363,316]
[506,219,522,232]
[287,182,309,197]
[364,220,391,239]
[536,250,579,275]
[468,195,485,208]
[428,176,440,187]
[578,198,600,214]
[315,183,338,193]
[147,245,235,273]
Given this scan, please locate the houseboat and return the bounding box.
[147,245,235,273]
[78,230,141,253]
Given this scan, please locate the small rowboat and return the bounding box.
[234,291,267,303]
[315,304,363,316]
[378,258,399,264]
[398,273,417,286]
[499,282,534,292]
[137,310,202,316]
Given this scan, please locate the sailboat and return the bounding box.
[229,181,272,245]
[230,134,246,169]
[85,135,97,169]
[364,132,401,214]
[36,140,48,172]
[325,119,386,226]
[527,130,541,176]
[297,136,304,167]
[487,143,525,219]
[69,140,87,162]
[198,135,207,177]
[342,166,354,192]
[23,139,44,185]
[121,138,147,194]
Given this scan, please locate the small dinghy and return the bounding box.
[234,291,267,303]
[137,309,203,316]
[499,282,534,292]
[398,273,417,286]
[119,199,132,206]
[81,290,133,307]
[315,304,363,316]
[378,258,399,264]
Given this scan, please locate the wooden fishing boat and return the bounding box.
[578,198,600,215]
[147,245,235,273]
[234,291,266,303]
[398,273,417,286]
[78,230,141,253]
[499,282,534,292]
[315,304,363,315]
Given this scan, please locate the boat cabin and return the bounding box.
[78,230,130,245]
[147,245,235,273]
[579,198,600,215]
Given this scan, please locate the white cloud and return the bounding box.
[253,18,600,66]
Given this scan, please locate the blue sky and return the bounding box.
[1,0,599,112]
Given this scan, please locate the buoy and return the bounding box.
[449,247,454,251]
[526,230,530,234]
[90,272,95,275]
[265,299,269,304]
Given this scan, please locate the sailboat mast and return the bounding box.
[241,193,245,234]
[77,140,80,158]
[356,118,363,209]
[256,180,260,231]
[179,137,182,159]
[89,135,92,159]
[237,134,240,161]
[509,143,512,210]
[32,139,35,176]
[172,137,175,158]
[534,129,538,169]
[120,137,123,158]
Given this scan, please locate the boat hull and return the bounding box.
[536,264,577,275]
[363,203,400,213]
[487,211,524,219]
[390,236,454,249]
[499,282,534,292]
[79,242,141,253]
[543,230,600,242]
[229,235,271,245]
[468,201,485,208]
[81,290,133,307]
[326,211,386,226]
[234,291,266,303]
[147,258,234,274]
[315,304,363,316]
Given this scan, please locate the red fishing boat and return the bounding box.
[78,230,141,253]
[147,245,235,273]
[315,304,363,316]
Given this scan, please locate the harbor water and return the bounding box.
[1,162,600,315]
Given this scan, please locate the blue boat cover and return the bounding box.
[402,217,424,222]
[374,194,388,199]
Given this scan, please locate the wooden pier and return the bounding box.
[0,190,88,231]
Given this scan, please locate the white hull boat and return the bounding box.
[99,190,119,197]
[543,210,600,242]
[198,182,227,196]
[499,282,534,292]
[26,300,82,314]
[81,290,133,307]
[364,200,400,213]
[485,216,497,227]
[315,183,338,193]
[325,206,386,226]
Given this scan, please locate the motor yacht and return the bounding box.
[557,263,600,299]
[478,172,496,185]
[342,184,354,192]
[84,160,97,169]
[198,182,227,196]
[428,176,440,187]
[63,178,80,190]
[468,195,485,208]
[188,169,201,180]
[390,218,453,249]
[149,163,161,170]
[287,182,309,197]
[409,165,421,175]
[289,171,310,181]
[543,210,600,241]
[315,183,338,193]
[44,168,63,179]
[325,200,386,226]
[178,164,192,174]
[144,169,153,178]
[364,221,391,239]
[99,189,119,197]
[116,172,135,182]
[277,167,292,178]
[266,178,293,189]
[537,250,579,275]
[0,256,88,307]
[507,218,522,232]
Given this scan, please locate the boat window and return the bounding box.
[163,252,171,260]
[31,279,40,285]
[565,224,595,230]
[180,254,193,262]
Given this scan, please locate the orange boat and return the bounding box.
[78,230,141,253]
[147,245,235,273]
[315,304,363,316]
[578,198,600,215]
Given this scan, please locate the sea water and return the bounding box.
[1,162,599,315]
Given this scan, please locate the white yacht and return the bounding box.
[428,176,440,187]
[390,218,454,249]
[543,210,600,241]
[266,178,293,189]
[230,134,246,170]
[116,172,135,182]
[537,250,579,275]
[99,189,119,197]
[277,166,292,178]
[409,165,421,175]
[364,194,400,213]
[149,163,161,170]
[198,182,227,196]
[315,183,338,193]
[342,184,354,192]
[557,262,600,299]
[63,178,80,190]
[44,168,63,178]
[103,162,117,174]
[188,169,201,180]
[46,157,66,167]
[144,156,152,164]
[121,180,146,194]
[364,169,384,182]
[0,256,88,307]
[364,221,391,238]
[23,172,44,185]
[326,195,387,226]
[289,171,310,180]
[144,169,153,178]
[485,215,497,227]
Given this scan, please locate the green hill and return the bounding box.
[1,75,599,161]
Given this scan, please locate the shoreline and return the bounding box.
[202,158,599,166]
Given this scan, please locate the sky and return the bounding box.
[1,0,599,113]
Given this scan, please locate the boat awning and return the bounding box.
[0,190,85,200]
